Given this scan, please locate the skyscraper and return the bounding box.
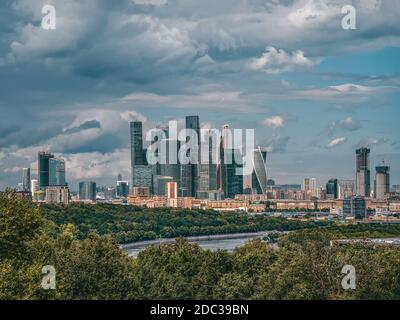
[116,180,129,198]
[38,151,54,189]
[49,158,66,186]
[180,115,200,197]
[251,147,268,195]
[356,147,371,197]
[374,162,390,199]
[130,121,153,192]
[326,178,338,199]
[79,181,97,201]
[22,168,31,192]
[197,134,217,199]
[221,148,243,198]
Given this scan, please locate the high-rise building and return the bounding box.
[343,196,366,219]
[326,179,338,199]
[116,181,129,198]
[130,121,153,192]
[160,138,181,184]
[374,163,390,199]
[22,168,31,192]
[130,121,152,188]
[45,186,69,205]
[49,158,66,186]
[251,147,268,195]
[356,147,371,197]
[197,134,217,199]
[38,151,54,189]
[180,116,200,197]
[79,181,97,201]
[221,148,244,198]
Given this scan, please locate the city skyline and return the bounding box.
[4,116,395,198]
[0,0,399,189]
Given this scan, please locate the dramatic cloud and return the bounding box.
[0,0,399,188]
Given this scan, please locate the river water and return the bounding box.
[123,232,269,257]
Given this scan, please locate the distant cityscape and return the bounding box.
[10,114,400,220]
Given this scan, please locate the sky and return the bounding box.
[0,0,399,191]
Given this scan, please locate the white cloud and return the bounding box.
[326,137,347,148]
[263,115,285,128]
[250,46,319,74]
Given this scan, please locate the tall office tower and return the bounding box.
[326,178,339,199]
[197,134,218,199]
[217,125,230,191]
[356,147,371,197]
[251,147,268,195]
[79,181,97,201]
[219,148,243,199]
[30,179,39,197]
[49,158,66,186]
[160,138,181,184]
[180,115,200,197]
[116,180,129,198]
[22,168,31,192]
[215,124,243,198]
[130,121,153,192]
[117,174,122,182]
[338,180,355,199]
[38,151,54,189]
[374,162,390,199]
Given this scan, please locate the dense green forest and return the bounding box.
[1,191,400,300]
[41,203,330,243]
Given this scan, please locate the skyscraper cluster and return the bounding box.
[130,116,268,199]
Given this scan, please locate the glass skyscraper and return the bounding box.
[251,147,268,195]
[130,121,153,191]
[38,151,54,189]
[22,167,31,192]
[180,115,200,197]
[79,181,97,201]
[356,147,371,197]
[49,158,66,186]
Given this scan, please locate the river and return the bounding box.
[122,231,280,257]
